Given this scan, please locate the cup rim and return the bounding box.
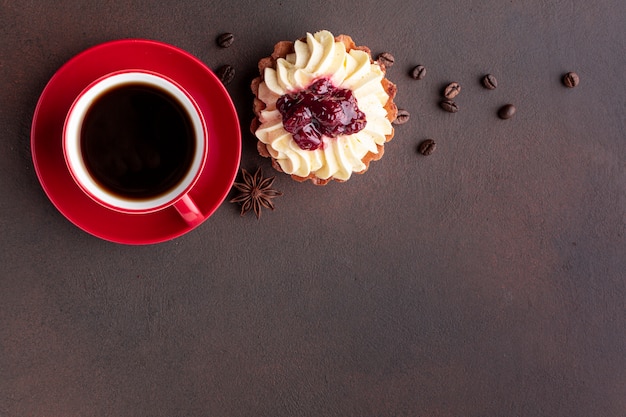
[63,69,208,214]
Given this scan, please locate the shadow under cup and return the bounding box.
[63,71,208,225]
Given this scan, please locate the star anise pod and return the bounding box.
[230,167,282,219]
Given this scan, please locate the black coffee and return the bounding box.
[80,83,195,199]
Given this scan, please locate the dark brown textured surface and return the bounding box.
[1,1,625,416]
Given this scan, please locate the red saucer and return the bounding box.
[31,39,241,244]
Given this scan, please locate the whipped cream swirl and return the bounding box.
[254,30,393,181]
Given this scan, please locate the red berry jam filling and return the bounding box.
[276,78,367,150]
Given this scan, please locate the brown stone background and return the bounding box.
[1,1,625,416]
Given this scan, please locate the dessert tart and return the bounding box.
[251,30,398,185]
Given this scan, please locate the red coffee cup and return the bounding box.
[63,70,208,225]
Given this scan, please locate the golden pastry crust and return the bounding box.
[251,34,398,185]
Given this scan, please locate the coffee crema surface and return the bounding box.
[80,83,196,200]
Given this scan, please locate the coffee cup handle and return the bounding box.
[173,194,204,226]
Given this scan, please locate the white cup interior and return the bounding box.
[64,71,206,212]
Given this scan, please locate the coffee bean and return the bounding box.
[482,74,497,89]
[418,139,436,156]
[377,52,395,68]
[443,82,461,99]
[498,104,516,119]
[563,72,579,88]
[217,32,235,48]
[393,109,410,125]
[216,65,235,85]
[410,65,426,80]
[440,99,459,113]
